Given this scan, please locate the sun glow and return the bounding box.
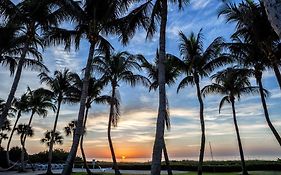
[121,155,126,160]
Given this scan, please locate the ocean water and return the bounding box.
[88,155,280,162]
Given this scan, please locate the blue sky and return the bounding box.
[1,0,281,161]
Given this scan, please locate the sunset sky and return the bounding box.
[1,0,281,162]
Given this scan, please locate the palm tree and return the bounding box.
[39,69,77,175]
[219,0,281,90]
[93,51,149,175]
[227,36,281,146]
[64,120,77,140]
[0,120,11,148]
[71,74,110,175]
[16,124,33,172]
[45,1,151,173]
[202,67,263,175]
[21,87,56,160]
[146,0,189,173]
[0,0,65,127]
[174,30,226,175]
[6,92,31,166]
[41,130,64,147]
[142,50,181,175]
[263,0,281,38]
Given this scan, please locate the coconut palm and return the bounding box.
[219,0,281,90]
[38,69,77,175]
[71,74,110,175]
[174,30,227,175]
[0,133,8,148]
[141,50,181,175]
[41,130,64,147]
[0,0,66,127]
[146,0,189,173]
[227,36,281,146]
[93,51,149,175]
[45,1,151,173]
[6,93,31,166]
[16,124,33,172]
[202,67,263,175]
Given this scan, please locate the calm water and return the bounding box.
[88,155,280,162]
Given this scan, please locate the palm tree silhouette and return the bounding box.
[146,0,189,173]
[93,51,149,174]
[39,69,77,174]
[0,0,65,126]
[227,36,281,146]
[71,73,110,175]
[16,124,33,172]
[174,29,227,175]
[142,50,181,175]
[202,67,264,175]
[45,1,151,173]
[41,130,64,147]
[6,92,31,166]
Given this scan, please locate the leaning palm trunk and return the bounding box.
[230,97,248,175]
[47,99,62,175]
[6,111,21,166]
[263,0,281,38]
[62,43,95,175]
[256,75,281,146]
[163,139,172,175]
[0,45,29,127]
[272,63,281,90]
[195,78,205,175]
[108,85,121,175]
[19,134,26,172]
[151,0,168,174]
[80,106,92,175]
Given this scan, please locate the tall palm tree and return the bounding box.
[219,0,281,90]
[39,69,77,175]
[0,0,65,127]
[263,0,281,38]
[142,50,181,175]
[202,67,263,175]
[174,30,226,175]
[41,130,64,147]
[227,36,281,146]
[146,0,189,173]
[46,1,151,173]
[6,92,31,166]
[16,124,33,172]
[93,51,150,175]
[71,74,110,175]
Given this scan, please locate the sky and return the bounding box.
[1,0,281,162]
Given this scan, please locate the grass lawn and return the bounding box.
[73,171,281,175]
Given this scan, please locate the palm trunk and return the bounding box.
[108,85,121,175]
[80,106,92,175]
[62,42,95,175]
[23,111,35,144]
[230,98,248,175]
[19,134,25,172]
[47,99,62,175]
[272,63,281,90]
[151,0,167,174]
[257,76,281,146]
[195,79,205,175]
[163,139,172,175]
[6,111,21,166]
[263,0,281,38]
[0,45,28,127]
